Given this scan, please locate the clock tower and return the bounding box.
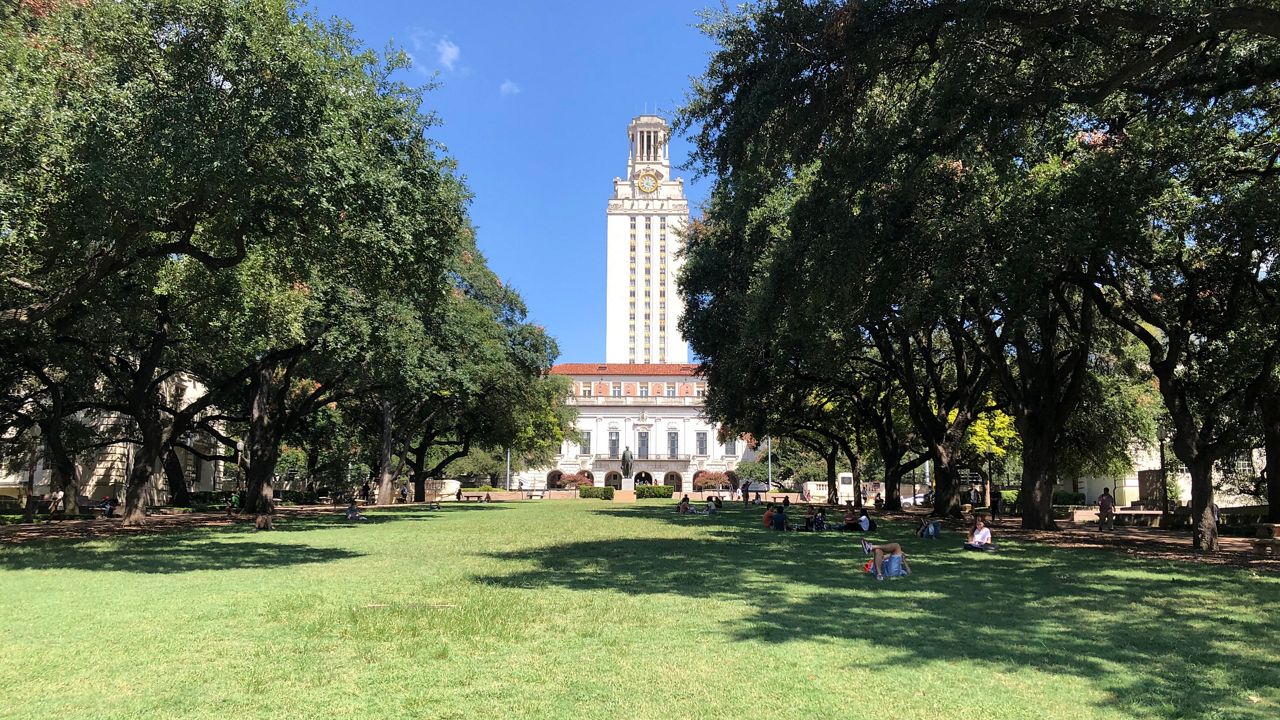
[605,115,690,364]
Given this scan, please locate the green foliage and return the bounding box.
[733,460,768,485]
[1000,490,1020,509]
[557,473,592,489]
[578,486,614,500]
[1052,491,1087,507]
[693,471,730,490]
[636,485,675,499]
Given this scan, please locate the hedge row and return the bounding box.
[636,485,675,499]
[578,486,615,500]
[997,489,1087,510]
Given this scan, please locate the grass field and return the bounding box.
[1,501,1277,720]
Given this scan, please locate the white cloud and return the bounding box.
[499,79,521,96]
[435,38,460,71]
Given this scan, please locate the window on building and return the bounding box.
[639,384,649,397]
[581,384,592,397]
[611,383,622,397]
[695,385,706,397]
[638,431,649,459]
[666,383,676,397]
[668,431,679,459]
[580,431,591,455]
[608,431,620,458]
[696,432,708,456]
[725,438,737,456]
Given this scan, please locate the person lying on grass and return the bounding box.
[964,517,996,551]
[861,539,911,580]
[345,501,368,522]
[916,517,941,539]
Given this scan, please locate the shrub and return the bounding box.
[693,471,729,490]
[279,490,319,505]
[1000,490,1020,512]
[1052,490,1086,506]
[636,485,675,499]
[558,473,592,489]
[469,485,498,493]
[579,486,614,500]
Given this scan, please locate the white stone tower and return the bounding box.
[605,115,690,364]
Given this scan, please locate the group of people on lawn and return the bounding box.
[741,495,998,580]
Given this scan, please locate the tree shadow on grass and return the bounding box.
[224,503,512,533]
[0,533,363,574]
[478,515,1280,720]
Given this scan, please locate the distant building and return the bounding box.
[513,363,745,492]
[512,115,749,493]
[605,115,689,364]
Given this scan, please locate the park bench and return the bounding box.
[1111,509,1165,527]
[462,494,486,502]
[1252,523,1279,558]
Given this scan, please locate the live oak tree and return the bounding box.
[680,1,1280,545]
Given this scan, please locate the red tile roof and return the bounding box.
[550,363,700,377]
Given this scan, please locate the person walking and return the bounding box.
[1098,488,1116,531]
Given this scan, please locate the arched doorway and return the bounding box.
[663,471,682,488]
[691,470,705,487]
[546,470,563,489]
[604,471,622,488]
[634,471,654,486]
[582,470,594,482]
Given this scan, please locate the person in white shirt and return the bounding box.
[964,518,996,551]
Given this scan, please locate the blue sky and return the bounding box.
[309,1,718,363]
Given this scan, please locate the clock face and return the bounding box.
[637,172,659,194]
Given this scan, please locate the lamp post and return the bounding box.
[766,436,772,491]
[1156,417,1171,516]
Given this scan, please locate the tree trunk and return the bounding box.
[929,445,963,518]
[376,400,396,506]
[121,417,165,526]
[883,464,905,512]
[1188,458,1218,552]
[1264,407,1280,523]
[241,366,285,527]
[1019,427,1059,530]
[841,442,863,509]
[48,445,80,518]
[164,446,192,507]
[823,449,838,505]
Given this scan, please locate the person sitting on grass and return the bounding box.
[813,508,827,532]
[677,495,692,515]
[705,498,717,515]
[839,503,858,531]
[857,508,876,533]
[772,504,789,531]
[712,495,723,510]
[964,517,996,551]
[861,539,911,580]
[803,505,817,531]
[345,500,368,522]
[762,504,775,528]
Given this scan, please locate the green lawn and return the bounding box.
[1,501,1277,720]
